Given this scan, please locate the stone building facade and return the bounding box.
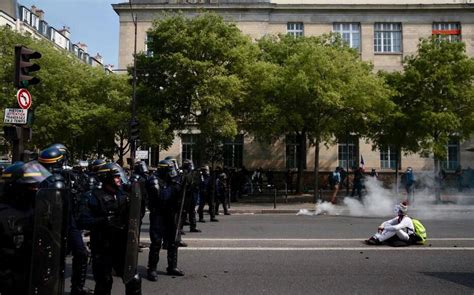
[113,0,474,173]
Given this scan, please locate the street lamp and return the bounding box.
[129,0,138,167]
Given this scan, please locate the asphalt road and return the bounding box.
[67,212,474,295]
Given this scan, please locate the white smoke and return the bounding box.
[299,173,474,220]
[342,177,394,217]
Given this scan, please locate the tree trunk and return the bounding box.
[346,134,350,196]
[296,131,307,194]
[313,140,320,203]
[395,145,401,195]
[434,157,441,203]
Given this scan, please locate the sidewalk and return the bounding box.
[226,192,474,214]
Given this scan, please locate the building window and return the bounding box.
[30,13,39,30]
[432,22,461,42]
[39,21,49,36]
[286,134,306,169]
[20,7,31,24]
[287,22,304,37]
[145,34,154,57]
[380,145,397,169]
[223,135,243,168]
[374,23,402,53]
[181,134,200,165]
[333,23,360,50]
[338,137,358,169]
[441,139,460,170]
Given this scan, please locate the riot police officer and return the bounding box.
[197,165,218,222]
[79,162,142,295]
[38,145,92,295]
[181,159,201,232]
[215,171,230,215]
[87,159,107,190]
[0,161,52,295]
[130,161,149,230]
[146,159,184,281]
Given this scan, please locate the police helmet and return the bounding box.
[133,161,148,176]
[200,165,210,175]
[164,156,180,174]
[47,143,69,157]
[89,159,107,173]
[38,147,65,170]
[96,162,123,189]
[110,162,130,186]
[1,161,52,206]
[182,159,194,173]
[157,159,178,181]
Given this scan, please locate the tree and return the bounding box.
[403,38,474,163]
[135,13,257,165]
[0,26,132,160]
[370,71,419,193]
[390,38,474,200]
[244,34,391,197]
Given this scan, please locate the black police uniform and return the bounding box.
[197,168,217,222]
[180,164,201,232]
[0,161,51,295]
[130,161,149,234]
[38,146,92,295]
[79,164,141,295]
[146,160,184,281]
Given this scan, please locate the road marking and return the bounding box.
[136,237,474,242]
[178,247,474,251]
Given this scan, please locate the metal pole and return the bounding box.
[129,0,138,167]
[273,186,277,209]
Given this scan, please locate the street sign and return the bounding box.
[17,88,32,109]
[4,108,28,124]
[136,150,149,160]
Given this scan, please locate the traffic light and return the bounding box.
[130,119,140,141]
[14,45,41,88]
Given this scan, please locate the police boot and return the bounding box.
[189,211,201,232]
[197,205,205,222]
[224,204,231,215]
[125,274,142,295]
[166,246,184,276]
[94,276,113,295]
[70,252,93,295]
[147,245,160,281]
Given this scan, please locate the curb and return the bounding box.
[228,209,301,214]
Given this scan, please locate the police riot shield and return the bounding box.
[123,181,142,284]
[29,188,69,295]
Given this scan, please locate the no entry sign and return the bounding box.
[17,88,32,110]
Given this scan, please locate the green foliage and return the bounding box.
[246,34,392,148]
[242,34,392,193]
[135,13,257,158]
[393,38,474,161]
[0,26,132,160]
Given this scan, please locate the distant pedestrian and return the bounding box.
[351,166,365,200]
[330,167,341,204]
[339,167,347,189]
[404,167,415,204]
[370,168,378,179]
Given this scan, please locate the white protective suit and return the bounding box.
[374,215,414,242]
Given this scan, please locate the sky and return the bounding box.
[19,0,122,68]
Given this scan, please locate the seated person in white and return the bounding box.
[366,201,416,246]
